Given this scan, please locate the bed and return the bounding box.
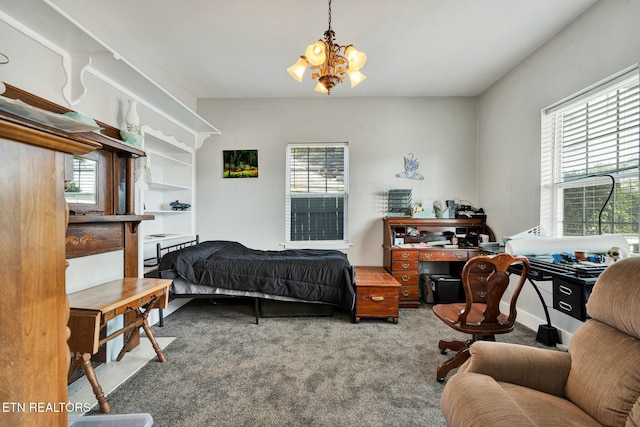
[150,238,355,324]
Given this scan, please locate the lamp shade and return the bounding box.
[305,40,327,66]
[347,69,366,88]
[344,46,367,71]
[287,56,309,82]
[314,81,329,93]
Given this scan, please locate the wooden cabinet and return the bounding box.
[354,267,400,324]
[382,217,495,308]
[552,276,597,321]
[0,110,99,426]
[141,126,196,262]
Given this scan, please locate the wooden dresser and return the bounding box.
[0,109,99,426]
[382,217,496,308]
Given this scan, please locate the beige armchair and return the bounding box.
[440,256,640,427]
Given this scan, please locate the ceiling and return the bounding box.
[17,0,599,99]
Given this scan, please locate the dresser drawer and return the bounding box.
[392,250,419,261]
[420,250,468,262]
[398,285,420,301]
[464,262,495,303]
[392,272,419,286]
[392,260,419,272]
[463,276,489,303]
[356,286,399,318]
[553,297,585,320]
[466,260,496,274]
[552,277,594,321]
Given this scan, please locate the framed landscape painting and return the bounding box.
[223,149,259,178]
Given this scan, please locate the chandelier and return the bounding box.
[286,0,367,95]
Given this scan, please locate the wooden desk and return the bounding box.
[67,278,171,413]
[382,218,496,307]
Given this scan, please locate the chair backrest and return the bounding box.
[586,256,640,338]
[458,253,530,330]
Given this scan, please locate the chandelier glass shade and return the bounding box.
[287,0,367,95]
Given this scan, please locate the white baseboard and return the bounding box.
[502,301,575,346]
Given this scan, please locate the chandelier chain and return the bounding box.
[328,0,332,31]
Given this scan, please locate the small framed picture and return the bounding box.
[223,150,258,178]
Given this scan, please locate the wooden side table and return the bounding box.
[67,278,171,413]
[353,267,401,324]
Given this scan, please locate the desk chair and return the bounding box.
[432,253,530,382]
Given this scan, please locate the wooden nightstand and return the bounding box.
[353,266,401,324]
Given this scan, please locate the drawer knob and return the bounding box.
[477,291,487,298]
[401,252,410,258]
[401,290,410,297]
[402,263,410,269]
[558,285,573,296]
[423,253,432,259]
[371,296,384,302]
[478,263,487,270]
[478,275,487,283]
[456,252,464,258]
[401,275,409,281]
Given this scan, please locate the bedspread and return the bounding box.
[158,241,355,310]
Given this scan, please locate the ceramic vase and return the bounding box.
[125,99,140,133]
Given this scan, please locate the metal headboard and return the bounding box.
[155,235,200,265]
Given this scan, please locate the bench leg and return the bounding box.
[75,352,110,413]
[141,318,166,362]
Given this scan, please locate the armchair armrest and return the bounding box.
[460,341,571,397]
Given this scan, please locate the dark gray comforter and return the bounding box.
[158,240,355,310]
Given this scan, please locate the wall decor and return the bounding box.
[223,149,259,178]
[395,152,424,180]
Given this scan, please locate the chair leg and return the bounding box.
[436,347,471,382]
[438,339,467,355]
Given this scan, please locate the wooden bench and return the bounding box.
[353,267,401,324]
[67,278,171,413]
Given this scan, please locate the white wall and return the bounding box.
[196,97,479,266]
[478,0,640,340]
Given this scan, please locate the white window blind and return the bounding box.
[540,68,639,251]
[285,143,348,244]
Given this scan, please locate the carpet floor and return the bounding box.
[87,299,549,427]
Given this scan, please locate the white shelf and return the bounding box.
[144,210,191,214]
[0,2,220,136]
[149,181,191,191]
[146,148,192,168]
[141,125,196,258]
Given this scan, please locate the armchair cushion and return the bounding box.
[564,320,640,426]
[440,373,536,427]
[441,373,601,427]
[461,340,571,397]
[586,256,640,339]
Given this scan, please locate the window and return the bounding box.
[286,143,348,245]
[541,67,639,252]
